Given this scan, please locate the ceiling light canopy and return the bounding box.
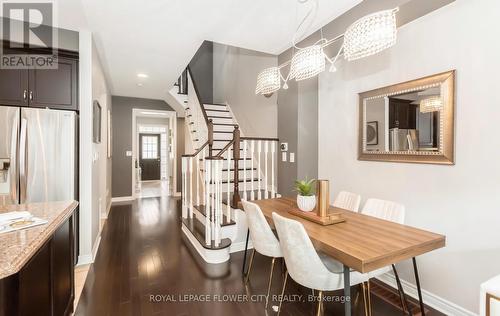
[137,73,149,78]
[255,0,399,95]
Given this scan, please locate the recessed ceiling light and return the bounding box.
[137,83,143,87]
[137,73,148,78]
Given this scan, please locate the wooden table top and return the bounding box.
[250,197,446,273]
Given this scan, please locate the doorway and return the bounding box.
[132,109,177,199]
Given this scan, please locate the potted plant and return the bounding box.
[294,178,316,212]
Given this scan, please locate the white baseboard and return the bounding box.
[77,254,93,266]
[92,235,101,260]
[111,196,135,203]
[229,240,253,253]
[377,273,477,316]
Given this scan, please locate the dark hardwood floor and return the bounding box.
[75,197,445,316]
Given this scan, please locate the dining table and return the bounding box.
[240,197,446,316]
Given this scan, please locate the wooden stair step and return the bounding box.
[205,109,229,113]
[208,115,232,119]
[181,217,232,249]
[213,123,238,126]
[193,205,236,226]
[204,103,227,107]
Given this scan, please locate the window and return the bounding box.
[142,136,158,159]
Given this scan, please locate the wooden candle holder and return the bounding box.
[289,180,345,226]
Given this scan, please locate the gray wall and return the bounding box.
[276,0,455,195]
[213,43,278,137]
[111,96,175,197]
[188,41,213,104]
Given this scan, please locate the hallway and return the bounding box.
[75,197,443,316]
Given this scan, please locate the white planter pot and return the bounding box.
[297,195,316,212]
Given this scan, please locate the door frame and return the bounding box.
[132,109,177,200]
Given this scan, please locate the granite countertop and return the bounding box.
[0,200,78,279]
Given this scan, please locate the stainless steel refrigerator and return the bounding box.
[0,106,77,206]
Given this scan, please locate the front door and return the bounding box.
[139,133,161,181]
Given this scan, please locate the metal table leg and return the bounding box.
[412,257,425,316]
[392,264,412,316]
[343,265,351,316]
[242,229,250,276]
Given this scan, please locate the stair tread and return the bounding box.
[222,190,276,207]
[213,123,238,126]
[208,115,233,119]
[204,103,227,107]
[181,217,232,250]
[199,157,251,161]
[193,205,236,226]
[206,109,229,113]
[201,167,257,172]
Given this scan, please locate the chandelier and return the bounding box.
[420,96,443,113]
[256,1,399,95]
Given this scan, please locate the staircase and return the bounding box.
[181,67,279,265]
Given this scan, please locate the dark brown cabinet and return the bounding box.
[0,215,74,316]
[0,68,28,106]
[28,57,78,110]
[389,98,417,129]
[0,49,78,110]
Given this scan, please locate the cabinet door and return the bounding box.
[52,217,74,316]
[28,57,78,110]
[0,68,28,106]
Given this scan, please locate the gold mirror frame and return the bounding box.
[358,70,455,165]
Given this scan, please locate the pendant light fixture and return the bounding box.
[420,96,443,113]
[255,0,400,95]
[344,8,398,61]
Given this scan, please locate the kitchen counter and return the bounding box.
[0,200,78,279]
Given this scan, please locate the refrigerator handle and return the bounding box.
[9,118,19,203]
[19,119,28,204]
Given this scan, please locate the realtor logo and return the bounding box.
[0,0,58,69]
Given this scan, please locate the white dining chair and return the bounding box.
[361,198,406,315]
[272,212,369,316]
[241,200,283,308]
[333,191,361,212]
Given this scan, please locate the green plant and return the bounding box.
[294,179,316,196]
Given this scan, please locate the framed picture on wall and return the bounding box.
[107,109,112,158]
[93,101,102,144]
[366,121,379,145]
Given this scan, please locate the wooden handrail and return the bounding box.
[186,66,210,126]
[240,137,279,142]
[215,139,235,158]
[182,140,209,158]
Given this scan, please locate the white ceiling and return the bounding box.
[62,0,362,100]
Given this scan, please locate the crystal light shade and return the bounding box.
[255,67,281,95]
[289,45,325,81]
[420,96,443,113]
[344,8,398,61]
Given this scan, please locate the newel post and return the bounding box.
[208,119,214,157]
[232,125,241,208]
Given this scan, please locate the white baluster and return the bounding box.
[205,159,211,246]
[226,146,231,223]
[215,159,221,247]
[196,149,200,207]
[257,141,262,200]
[264,141,268,199]
[271,141,276,198]
[250,140,255,200]
[189,157,193,218]
[202,148,206,200]
[182,157,187,218]
[243,140,247,200]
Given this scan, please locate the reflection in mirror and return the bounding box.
[364,86,442,153]
[358,70,455,165]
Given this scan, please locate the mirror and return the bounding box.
[358,70,455,164]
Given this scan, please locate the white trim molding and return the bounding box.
[377,273,477,316]
[111,196,135,203]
